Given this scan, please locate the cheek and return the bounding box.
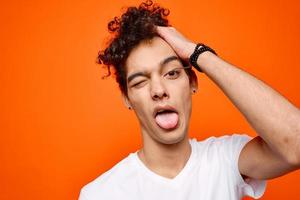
[130,89,149,104]
[169,77,191,97]
[128,90,150,116]
[170,78,192,112]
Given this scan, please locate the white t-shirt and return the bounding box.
[79,134,267,200]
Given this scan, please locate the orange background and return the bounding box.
[1,0,300,199]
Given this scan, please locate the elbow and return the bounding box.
[286,109,300,168]
[286,152,300,168]
[295,141,300,168]
[284,108,300,168]
[285,134,300,168]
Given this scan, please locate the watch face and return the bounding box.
[196,44,204,50]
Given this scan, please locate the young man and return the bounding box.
[79,1,300,199]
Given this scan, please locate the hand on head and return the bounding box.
[155,26,196,62]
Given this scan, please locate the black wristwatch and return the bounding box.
[189,43,217,73]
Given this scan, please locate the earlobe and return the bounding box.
[122,94,132,109]
[191,88,198,94]
[190,70,198,94]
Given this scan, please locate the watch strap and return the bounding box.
[189,43,217,73]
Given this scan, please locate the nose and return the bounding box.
[150,78,169,101]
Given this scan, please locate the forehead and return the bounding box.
[125,36,178,74]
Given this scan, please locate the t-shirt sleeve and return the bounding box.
[221,134,267,199]
[78,189,89,200]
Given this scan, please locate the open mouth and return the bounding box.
[154,109,179,130]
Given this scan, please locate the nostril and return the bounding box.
[151,86,169,100]
[153,92,168,100]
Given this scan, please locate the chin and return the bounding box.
[158,133,186,145]
[155,119,188,145]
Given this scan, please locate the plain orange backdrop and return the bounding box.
[1,0,300,199]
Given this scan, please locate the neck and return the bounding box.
[137,133,191,179]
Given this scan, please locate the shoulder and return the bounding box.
[203,133,252,144]
[192,133,252,152]
[191,134,266,199]
[79,153,138,200]
[190,134,253,165]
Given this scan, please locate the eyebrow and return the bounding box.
[127,55,180,83]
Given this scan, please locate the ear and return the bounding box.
[189,70,198,94]
[122,93,132,109]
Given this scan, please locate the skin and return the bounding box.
[122,37,198,178]
[155,25,300,180]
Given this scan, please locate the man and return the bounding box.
[79,1,300,199]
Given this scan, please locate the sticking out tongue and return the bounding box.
[155,111,179,130]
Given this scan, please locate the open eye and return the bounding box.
[165,68,181,79]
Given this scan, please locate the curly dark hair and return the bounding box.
[97,0,195,98]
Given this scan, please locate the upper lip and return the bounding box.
[153,105,178,118]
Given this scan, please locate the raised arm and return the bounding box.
[156,25,300,180]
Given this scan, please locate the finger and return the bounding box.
[155,25,165,33]
[155,26,167,38]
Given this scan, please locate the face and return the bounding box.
[123,36,197,145]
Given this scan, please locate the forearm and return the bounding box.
[197,51,300,164]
